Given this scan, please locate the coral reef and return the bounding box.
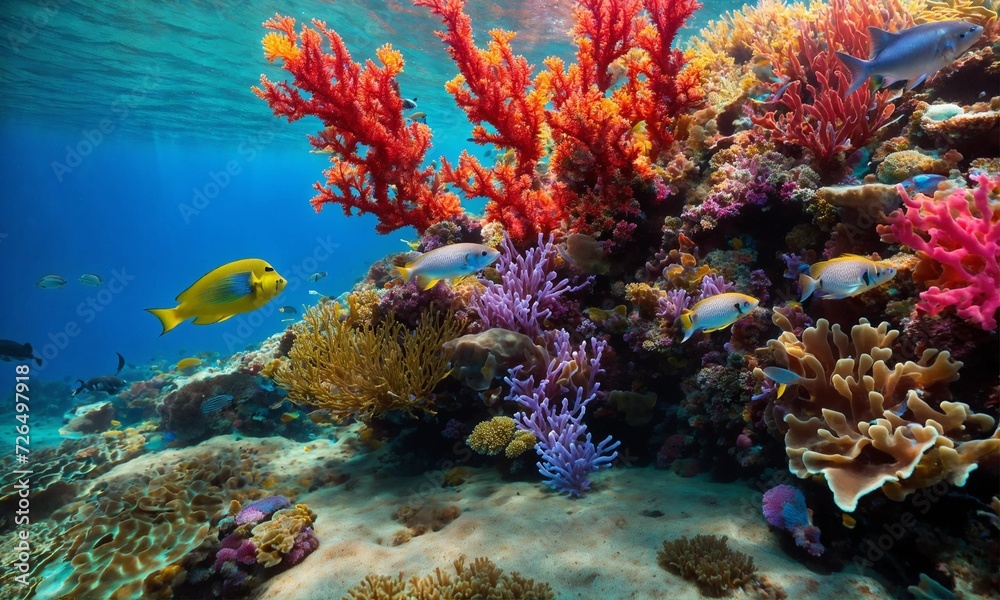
[762,484,824,556]
[657,534,757,597]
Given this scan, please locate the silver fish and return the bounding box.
[307,272,327,282]
[79,273,104,286]
[36,274,66,288]
[837,21,983,96]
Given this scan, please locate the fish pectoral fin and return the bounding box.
[906,73,930,90]
[191,271,255,305]
[701,324,732,334]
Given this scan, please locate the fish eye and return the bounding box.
[264,266,274,272]
[481,250,488,256]
[960,33,966,38]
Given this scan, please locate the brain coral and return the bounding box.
[756,313,1000,512]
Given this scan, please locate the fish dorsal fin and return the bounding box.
[115,352,125,375]
[193,271,255,305]
[867,26,900,59]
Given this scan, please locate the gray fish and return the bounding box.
[79,274,104,286]
[36,275,66,289]
[73,375,127,396]
[837,21,983,96]
[402,97,418,110]
[0,340,42,366]
[307,272,327,282]
[278,305,297,314]
[201,394,234,414]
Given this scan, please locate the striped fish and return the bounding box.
[201,394,234,414]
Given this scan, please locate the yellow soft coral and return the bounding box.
[262,32,299,63]
[756,314,1000,512]
[273,304,463,422]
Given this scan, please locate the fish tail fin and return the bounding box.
[72,379,85,395]
[395,265,412,283]
[114,352,125,375]
[835,52,871,96]
[146,308,184,335]
[798,273,819,302]
[679,311,696,342]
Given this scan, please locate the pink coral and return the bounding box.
[880,172,1000,331]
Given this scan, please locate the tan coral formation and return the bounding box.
[251,504,317,568]
[756,314,1000,512]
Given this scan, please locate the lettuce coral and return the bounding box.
[756,313,1000,512]
[273,303,463,421]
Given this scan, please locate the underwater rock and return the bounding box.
[442,328,549,391]
[59,400,114,438]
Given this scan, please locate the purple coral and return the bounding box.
[656,289,691,321]
[283,527,320,566]
[685,153,796,224]
[698,273,734,299]
[507,330,619,497]
[472,234,591,341]
[235,495,291,525]
[762,484,824,556]
[213,534,257,570]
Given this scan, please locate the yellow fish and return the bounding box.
[395,243,500,290]
[175,357,202,371]
[799,254,896,301]
[680,292,759,342]
[146,258,286,335]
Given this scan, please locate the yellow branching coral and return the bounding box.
[262,32,299,63]
[251,504,317,568]
[468,416,516,455]
[273,303,463,422]
[505,430,538,458]
[756,314,1000,512]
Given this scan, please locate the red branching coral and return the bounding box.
[751,0,906,168]
[879,172,1000,331]
[416,0,565,242]
[252,15,462,234]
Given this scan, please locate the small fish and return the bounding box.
[201,394,234,414]
[280,412,300,423]
[395,243,500,290]
[281,318,295,322]
[836,21,984,96]
[110,419,121,428]
[409,111,427,124]
[78,273,104,286]
[307,272,327,283]
[842,513,856,529]
[145,259,286,334]
[36,275,66,289]
[760,366,804,398]
[175,357,202,371]
[278,306,298,314]
[900,174,949,196]
[798,254,896,301]
[308,290,322,296]
[308,409,334,424]
[680,292,760,342]
[0,340,42,366]
[309,146,334,154]
[402,97,418,110]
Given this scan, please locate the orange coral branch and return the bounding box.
[252,15,461,234]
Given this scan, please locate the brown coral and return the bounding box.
[344,556,554,599]
[273,303,463,422]
[657,534,757,597]
[756,314,1000,512]
[442,328,549,391]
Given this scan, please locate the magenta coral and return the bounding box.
[762,484,824,557]
[880,172,1000,331]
